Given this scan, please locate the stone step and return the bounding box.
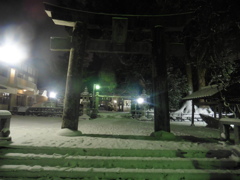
[0,165,240,180]
[0,146,239,180]
[0,153,239,170]
[0,146,235,159]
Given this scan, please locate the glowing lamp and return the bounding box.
[0,42,27,64]
[49,92,57,98]
[95,84,100,90]
[137,97,144,104]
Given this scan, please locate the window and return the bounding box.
[28,67,33,75]
[0,67,8,77]
[32,69,36,76]
[27,96,34,106]
[17,72,26,79]
[17,95,25,106]
[28,76,34,82]
[21,65,28,72]
[0,93,10,105]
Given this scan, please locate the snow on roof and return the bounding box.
[182,85,223,100]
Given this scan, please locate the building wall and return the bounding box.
[0,62,47,111]
[0,104,8,110]
[9,94,17,110]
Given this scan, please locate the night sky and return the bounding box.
[0,0,68,90]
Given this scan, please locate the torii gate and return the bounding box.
[44,2,190,133]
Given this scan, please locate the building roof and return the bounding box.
[182,85,223,100]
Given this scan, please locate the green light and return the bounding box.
[95,85,100,90]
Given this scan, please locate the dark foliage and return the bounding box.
[54,0,240,107]
[183,0,240,87]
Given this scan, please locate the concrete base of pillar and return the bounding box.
[0,136,11,141]
[79,114,90,120]
[139,116,149,121]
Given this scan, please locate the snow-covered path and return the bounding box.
[1,112,239,152]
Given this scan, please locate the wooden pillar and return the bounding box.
[218,103,222,119]
[191,100,195,126]
[22,95,27,106]
[9,94,17,111]
[95,92,100,111]
[234,125,240,144]
[152,25,170,132]
[61,22,87,130]
[214,105,217,118]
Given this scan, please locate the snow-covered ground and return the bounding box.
[1,112,240,180]
[1,112,239,152]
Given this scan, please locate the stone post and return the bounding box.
[95,92,100,112]
[91,91,99,118]
[152,25,170,132]
[61,22,87,130]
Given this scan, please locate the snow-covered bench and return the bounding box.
[220,118,240,144]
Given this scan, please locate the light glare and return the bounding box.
[95,85,100,90]
[0,42,27,64]
[49,92,57,98]
[137,97,144,104]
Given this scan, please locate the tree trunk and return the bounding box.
[186,63,193,95]
[197,66,206,90]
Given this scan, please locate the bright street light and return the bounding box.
[93,84,100,98]
[49,92,57,99]
[0,41,27,64]
[137,97,144,104]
